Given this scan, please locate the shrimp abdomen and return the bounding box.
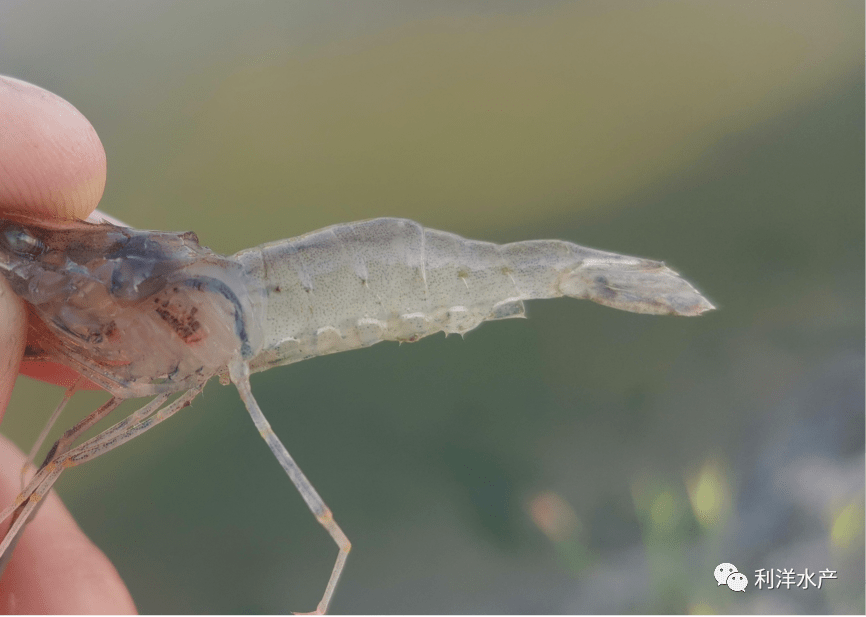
[236,218,712,371]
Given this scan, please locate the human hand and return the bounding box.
[0,75,136,613]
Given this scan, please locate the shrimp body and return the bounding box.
[236,218,713,372]
[0,214,712,614]
[1,215,711,393]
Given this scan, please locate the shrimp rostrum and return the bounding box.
[0,215,713,613]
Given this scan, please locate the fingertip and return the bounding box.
[0,76,106,221]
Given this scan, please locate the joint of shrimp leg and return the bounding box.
[318,511,351,553]
[12,471,49,508]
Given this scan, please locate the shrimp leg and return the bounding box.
[2,394,125,552]
[36,395,124,469]
[229,360,350,616]
[0,390,185,576]
[20,378,82,488]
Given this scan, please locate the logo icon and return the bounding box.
[715,563,748,592]
[726,571,749,592]
[714,562,738,586]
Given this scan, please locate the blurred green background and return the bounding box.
[1,1,863,613]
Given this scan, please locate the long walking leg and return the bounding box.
[229,361,351,615]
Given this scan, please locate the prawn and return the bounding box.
[0,214,713,613]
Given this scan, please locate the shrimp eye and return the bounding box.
[3,226,46,257]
